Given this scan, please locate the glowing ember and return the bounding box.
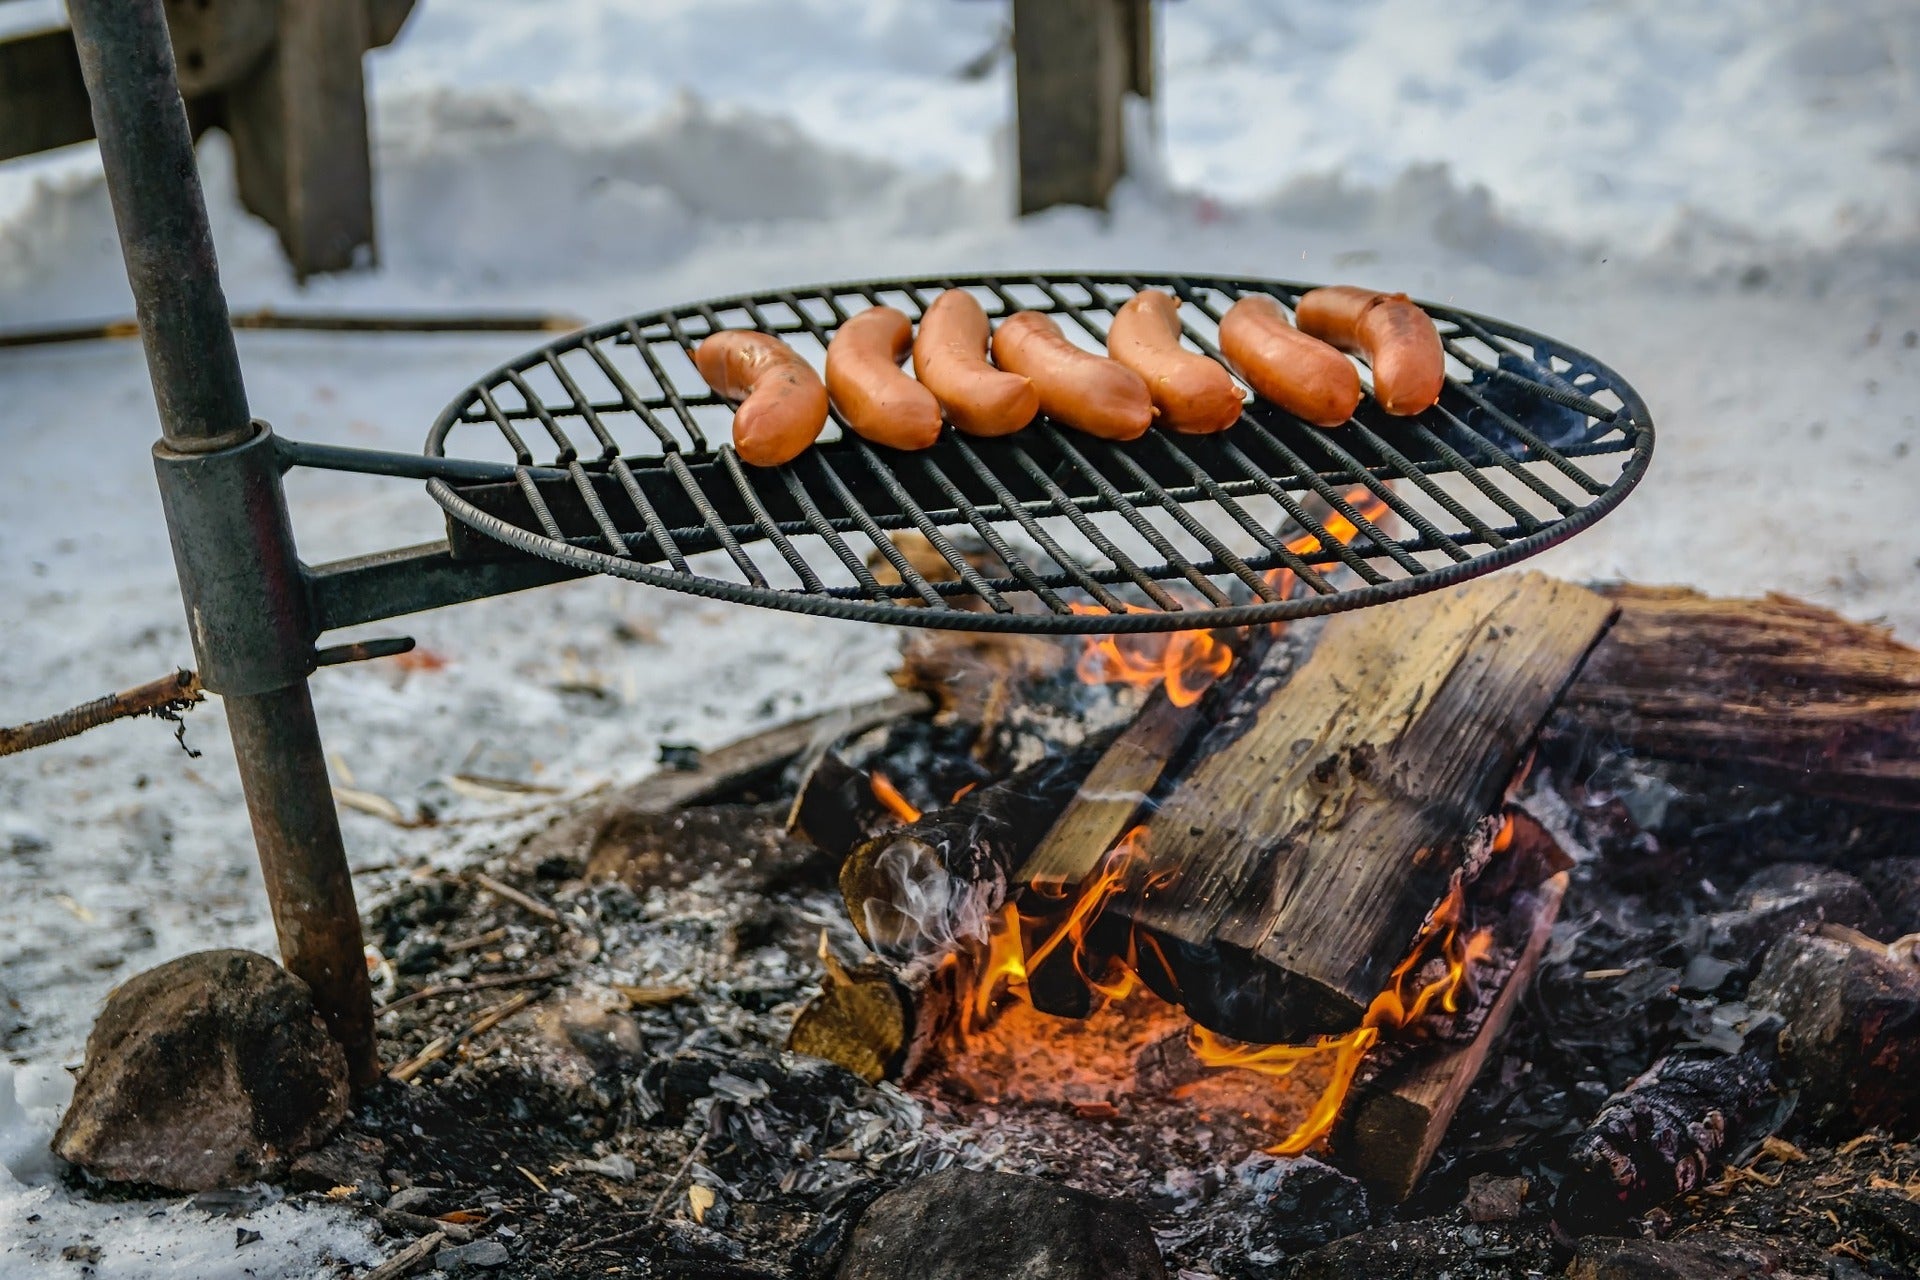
[869,772,921,824]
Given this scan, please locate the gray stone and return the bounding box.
[386,1185,444,1215]
[51,949,348,1191]
[436,1238,511,1270]
[1461,1172,1530,1223]
[836,1169,1166,1280]
[1569,1231,1826,1280]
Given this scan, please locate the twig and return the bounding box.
[388,989,541,1083]
[0,669,202,759]
[376,967,567,1018]
[647,1132,709,1220]
[471,871,567,926]
[357,1230,445,1280]
[0,308,586,350]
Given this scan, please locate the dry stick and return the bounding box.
[357,1230,446,1280]
[0,669,202,759]
[376,967,568,1018]
[388,989,542,1083]
[0,308,587,350]
[470,871,568,926]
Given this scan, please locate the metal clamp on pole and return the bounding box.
[68,0,379,1085]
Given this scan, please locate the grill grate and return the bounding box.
[425,272,1652,633]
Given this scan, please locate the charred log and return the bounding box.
[839,738,1114,958]
[1555,585,1920,810]
[1117,573,1615,1042]
[1556,1047,1784,1228]
[1748,927,1920,1135]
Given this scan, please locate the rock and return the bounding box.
[1568,1231,1826,1279]
[437,1238,511,1270]
[286,1130,385,1194]
[51,950,349,1191]
[385,1185,445,1215]
[1749,930,1920,1132]
[1858,857,1920,936]
[1705,864,1886,961]
[836,1169,1166,1280]
[1229,1154,1370,1253]
[1286,1219,1560,1280]
[1461,1172,1530,1223]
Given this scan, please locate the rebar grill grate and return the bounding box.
[425,273,1652,633]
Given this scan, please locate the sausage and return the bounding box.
[989,311,1154,441]
[1217,295,1362,428]
[911,289,1039,437]
[825,306,943,450]
[1105,290,1244,435]
[1295,286,1446,416]
[693,330,829,467]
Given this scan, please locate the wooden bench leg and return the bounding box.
[1011,0,1153,215]
[226,0,375,279]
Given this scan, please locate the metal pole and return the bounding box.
[67,0,379,1084]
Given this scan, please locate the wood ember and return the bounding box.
[1555,585,1920,810]
[1118,572,1614,1042]
[1557,1047,1785,1228]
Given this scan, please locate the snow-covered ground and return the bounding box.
[2,1,1915,1274]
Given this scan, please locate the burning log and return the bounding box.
[1555,585,1920,810]
[1117,572,1615,1042]
[1339,868,1569,1200]
[838,740,1113,957]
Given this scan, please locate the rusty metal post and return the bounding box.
[67,0,379,1084]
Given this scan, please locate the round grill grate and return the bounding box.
[425,273,1652,633]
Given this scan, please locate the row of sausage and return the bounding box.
[693,286,1446,467]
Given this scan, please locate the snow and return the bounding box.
[1,1,1916,1274]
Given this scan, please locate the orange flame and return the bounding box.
[1188,879,1494,1154]
[1262,487,1394,624]
[870,772,921,824]
[1067,608,1234,708]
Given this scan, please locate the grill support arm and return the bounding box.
[68,0,378,1085]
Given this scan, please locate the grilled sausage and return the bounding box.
[825,305,943,450]
[694,330,829,467]
[989,311,1154,441]
[1106,290,1244,435]
[1217,295,1361,428]
[1295,286,1445,416]
[911,289,1039,437]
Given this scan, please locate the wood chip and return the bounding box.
[357,1230,444,1280]
[517,1164,551,1194]
[615,984,693,1008]
[687,1185,715,1224]
[389,990,542,1083]
[1762,1135,1809,1163]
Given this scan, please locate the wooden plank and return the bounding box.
[1011,0,1130,214]
[1338,871,1569,1200]
[0,26,94,161]
[1123,573,1615,1042]
[1016,689,1199,886]
[1555,584,1920,810]
[228,0,376,278]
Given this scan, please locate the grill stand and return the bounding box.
[69,0,378,1085]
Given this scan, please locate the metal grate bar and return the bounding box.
[566,459,632,559]
[608,322,694,453]
[917,455,1070,610]
[1216,433,1390,586]
[1426,401,1582,516]
[1345,418,1509,550]
[1144,434,1336,594]
[1403,419,1545,532]
[501,368,581,464]
[1005,442,1183,611]
[776,468,885,597]
[540,350,621,460]
[608,456,690,573]
[1443,374,1610,495]
[1096,442,1281,602]
[514,466,565,540]
[472,385,535,464]
[949,434,1131,613]
[1042,426,1232,606]
[808,451,948,608]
